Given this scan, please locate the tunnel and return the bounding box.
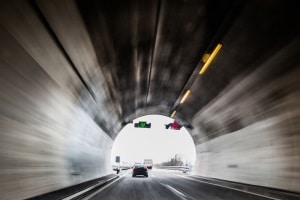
[0,0,299,199]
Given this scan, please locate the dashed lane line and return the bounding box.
[80,171,130,200]
[163,184,187,200]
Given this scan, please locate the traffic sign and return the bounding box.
[165,121,182,130]
[134,121,151,128]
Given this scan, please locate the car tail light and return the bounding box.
[133,167,137,171]
[144,167,148,171]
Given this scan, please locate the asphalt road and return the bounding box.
[85,169,276,200]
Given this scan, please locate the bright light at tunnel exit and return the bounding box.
[111,115,196,166]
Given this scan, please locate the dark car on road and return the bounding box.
[132,164,148,177]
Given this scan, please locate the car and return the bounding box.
[132,164,148,177]
[183,167,191,173]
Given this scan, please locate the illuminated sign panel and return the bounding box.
[134,121,151,128]
[165,121,182,130]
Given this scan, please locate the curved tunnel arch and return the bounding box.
[112,114,197,167]
[0,0,300,199]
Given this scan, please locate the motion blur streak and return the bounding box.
[0,0,300,199]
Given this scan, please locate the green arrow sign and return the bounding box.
[139,121,147,128]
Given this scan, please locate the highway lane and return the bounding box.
[86,169,276,200]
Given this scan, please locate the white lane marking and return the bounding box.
[152,175,155,177]
[80,171,130,200]
[62,174,125,200]
[163,184,187,199]
[62,183,104,200]
[169,173,280,200]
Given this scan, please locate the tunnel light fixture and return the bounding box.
[202,53,210,63]
[199,43,222,75]
[170,110,176,118]
[180,90,191,104]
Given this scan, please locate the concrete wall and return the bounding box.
[192,58,300,192]
[0,34,114,200]
[0,2,118,199]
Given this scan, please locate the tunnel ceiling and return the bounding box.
[74,0,299,124]
[11,0,299,136]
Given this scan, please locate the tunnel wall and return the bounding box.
[0,45,114,200]
[192,62,300,192]
[0,12,115,200]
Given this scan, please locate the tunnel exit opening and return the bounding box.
[111,115,196,170]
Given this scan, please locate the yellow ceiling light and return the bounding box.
[199,43,222,75]
[170,110,176,118]
[202,53,210,63]
[180,89,191,104]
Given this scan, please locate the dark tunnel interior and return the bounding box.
[0,0,300,199]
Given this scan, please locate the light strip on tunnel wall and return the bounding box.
[170,110,176,118]
[199,43,222,75]
[180,90,191,104]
